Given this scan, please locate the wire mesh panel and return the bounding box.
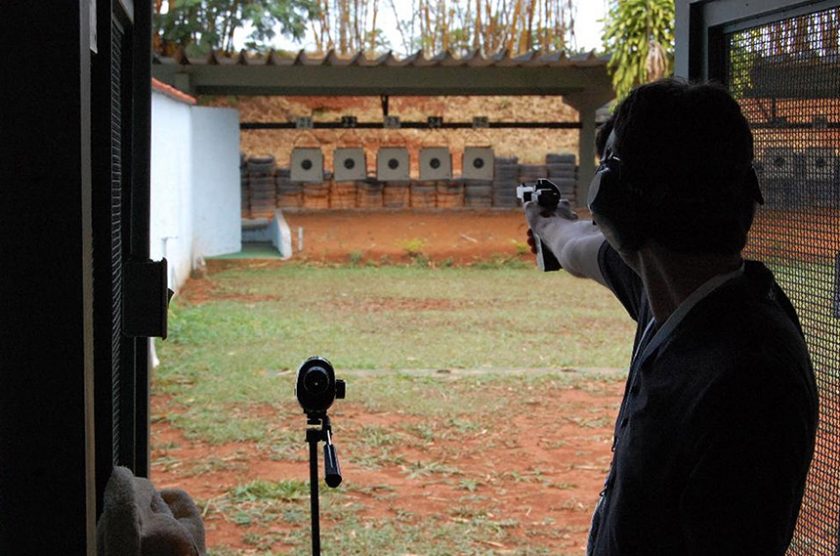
[727,8,840,554]
[110,17,125,467]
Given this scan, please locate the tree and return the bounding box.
[310,0,387,54]
[601,0,675,100]
[388,0,576,57]
[154,0,319,56]
[155,0,580,58]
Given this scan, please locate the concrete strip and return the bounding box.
[273,367,626,379]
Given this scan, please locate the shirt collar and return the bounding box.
[633,263,745,370]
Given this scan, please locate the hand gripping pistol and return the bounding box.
[516,178,563,272]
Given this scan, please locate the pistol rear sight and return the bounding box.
[516,178,562,209]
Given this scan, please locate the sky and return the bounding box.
[235,0,610,54]
[575,0,611,51]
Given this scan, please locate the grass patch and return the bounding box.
[287,515,556,556]
[166,406,267,444]
[159,370,623,450]
[161,265,633,376]
[230,479,310,503]
[358,424,399,447]
[154,264,630,553]
[155,265,632,441]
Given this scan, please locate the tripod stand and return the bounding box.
[306,412,342,556]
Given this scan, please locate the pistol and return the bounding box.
[516,178,563,272]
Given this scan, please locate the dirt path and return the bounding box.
[242,207,839,267]
[280,209,537,265]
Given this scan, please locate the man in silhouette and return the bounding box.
[526,79,818,555]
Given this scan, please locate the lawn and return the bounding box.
[152,262,635,554]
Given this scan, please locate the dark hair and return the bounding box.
[611,79,756,254]
[595,115,616,160]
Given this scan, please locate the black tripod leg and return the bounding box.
[309,434,320,555]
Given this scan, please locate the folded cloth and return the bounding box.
[97,466,206,556]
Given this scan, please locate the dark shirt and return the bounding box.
[587,243,818,555]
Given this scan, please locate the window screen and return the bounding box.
[727,8,840,554]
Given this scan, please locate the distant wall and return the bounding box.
[151,90,241,291]
[191,106,241,258]
[202,95,582,170]
[151,92,194,290]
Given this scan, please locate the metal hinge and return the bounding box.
[123,258,172,338]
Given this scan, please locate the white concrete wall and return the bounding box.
[151,91,193,291]
[150,94,241,292]
[191,106,241,258]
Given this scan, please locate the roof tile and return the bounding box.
[153,48,608,69]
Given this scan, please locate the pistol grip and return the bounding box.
[534,234,562,272]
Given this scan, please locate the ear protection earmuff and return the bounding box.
[587,131,648,252]
[587,131,765,253]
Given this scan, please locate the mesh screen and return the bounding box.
[727,8,840,554]
[111,19,124,466]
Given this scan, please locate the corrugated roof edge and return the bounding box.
[152,48,608,68]
[151,77,197,105]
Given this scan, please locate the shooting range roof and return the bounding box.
[151,48,614,98]
[151,77,196,105]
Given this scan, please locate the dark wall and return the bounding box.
[0,2,95,552]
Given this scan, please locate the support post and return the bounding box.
[577,105,597,206]
[563,93,612,208]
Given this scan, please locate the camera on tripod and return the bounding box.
[296,356,346,419]
[295,356,346,555]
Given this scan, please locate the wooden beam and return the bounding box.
[152,64,613,97]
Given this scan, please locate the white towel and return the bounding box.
[96,466,206,556]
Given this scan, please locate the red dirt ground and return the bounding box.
[278,209,591,266]
[269,208,838,267]
[156,208,838,553]
[157,209,624,553]
[151,378,624,554]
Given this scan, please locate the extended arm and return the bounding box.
[525,201,608,287]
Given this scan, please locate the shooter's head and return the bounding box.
[592,79,762,255]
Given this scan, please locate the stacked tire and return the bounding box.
[518,164,548,182]
[276,168,303,209]
[546,153,577,205]
[436,180,464,208]
[410,180,437,208]
[804,147,837,207]
[303,181,330,209]
[356,178,384,208]
[383,181,410,208]
[463,179,493,208]
[761,147,803,209]
[247,155,277,219]
[330,180,358,209]
[493,156,519,207]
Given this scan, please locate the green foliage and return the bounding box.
[399,237,426,258]
[727,28,764,97]
[230,479,310,502]
[347,250,364,266]
[512,239,529,256]
[155,0,318,56]
[601,0,675,101]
